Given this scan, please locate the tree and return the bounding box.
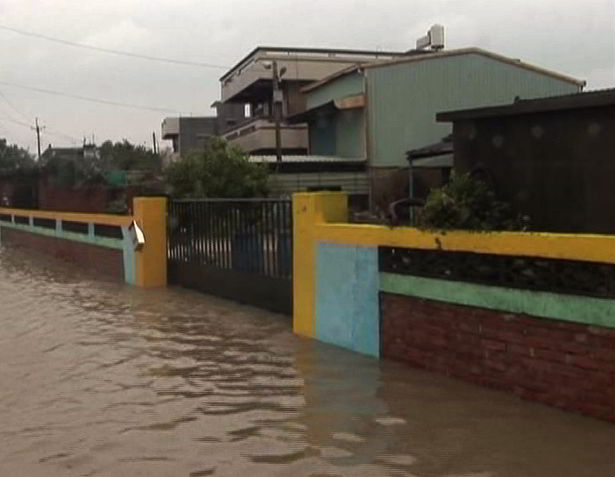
[0,138,34,175]
[418,172,529,231]
[99,139,161,173]
[165,138,269,198]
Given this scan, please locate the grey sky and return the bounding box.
[0,0,613,153]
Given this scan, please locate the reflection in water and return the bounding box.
[1,246,615,476]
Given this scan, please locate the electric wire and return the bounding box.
[0,80,185,114]
[0,23,230,70]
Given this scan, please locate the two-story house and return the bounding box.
[218,46,421,155]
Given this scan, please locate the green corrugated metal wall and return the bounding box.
[366,53,581,167]
[306,72,364,109]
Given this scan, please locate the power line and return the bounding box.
[0,23,230,70]
[0,89,31,122]
[0,79,184,114]
[0,115,81,146]
[0,116,31,128]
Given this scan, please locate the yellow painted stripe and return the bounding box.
[0,207,133,227]
[315,223,615,265]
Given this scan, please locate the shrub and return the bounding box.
[165,138,269,198]
[417,172,528,231]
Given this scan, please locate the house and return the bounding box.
[437,88,615,234]
[289,48,584,210]
[161,101,245,158]
[218,46,424,155]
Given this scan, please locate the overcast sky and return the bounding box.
[0,0,613,153]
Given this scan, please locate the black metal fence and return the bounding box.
[168,199,293,314]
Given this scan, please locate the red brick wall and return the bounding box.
[381,293,615,423]
[1,228,124,282]
[38,183,111,213]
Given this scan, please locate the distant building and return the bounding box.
[161,102,245,158]
[248,154,368,207]
[218,46,422,155]
[41,143,99,162]
[289,48,584,209]
[438,88,615,234]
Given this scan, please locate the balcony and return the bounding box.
[161,117,180,139]
[220,47,407,103]
[223,118,308,154]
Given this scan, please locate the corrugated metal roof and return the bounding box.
[249,155,365,164]
[407,136,453,159]
[411,154,453,168]
[362,48,584,86]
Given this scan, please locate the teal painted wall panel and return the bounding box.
[309,109,364,158]
[121,225,137,285]
[335,109,365,158]
[380,272,615,329]
[366,53,581,167]
[306,72,364,110]
[317,243,380,357]
[309,116,337,155]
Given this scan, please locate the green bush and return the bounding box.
[165,138,269,198]
[418,172,528,232]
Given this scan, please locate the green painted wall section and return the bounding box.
[0,221,123,250]
[121,225,137,285]
[380,272,615,329]
[0,220,135,285]
[366,53,580,167]
[306,72,364,110]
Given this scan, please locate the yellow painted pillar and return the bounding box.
[293,192,348,338]
[133,197,167,287]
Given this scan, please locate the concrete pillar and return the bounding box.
[292,192,348,338]
[133,197,167,287]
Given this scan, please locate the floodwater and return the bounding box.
[1,248,615,477]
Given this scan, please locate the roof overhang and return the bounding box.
[437,88,615,122]
[410,154,453,168]
[287,94,365,124]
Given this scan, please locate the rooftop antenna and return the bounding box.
[416,24,445,51]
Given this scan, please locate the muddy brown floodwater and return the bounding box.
[1,247,615,477]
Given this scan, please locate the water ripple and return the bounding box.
[1,247,615,476]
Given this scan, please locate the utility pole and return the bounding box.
[272,60,283,163]
[32,117,44,161]
[152,132,158,154]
